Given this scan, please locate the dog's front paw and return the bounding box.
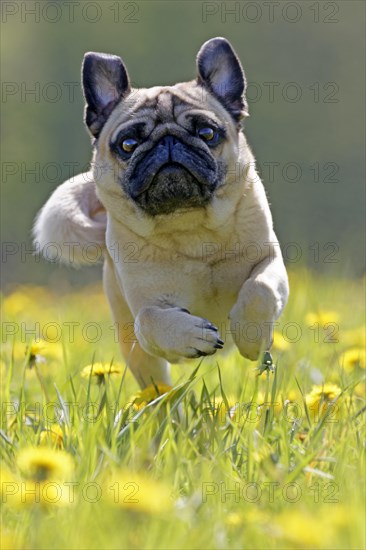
[229,281,279,361]
[178,313,224,360]
[135,307,224,363]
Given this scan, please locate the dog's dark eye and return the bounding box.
[120,138,138,153]
[198,127,215,141]
[197,126,222,146]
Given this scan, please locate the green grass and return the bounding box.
[1,269,365,549]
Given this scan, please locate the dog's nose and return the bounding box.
[159,135,179,161]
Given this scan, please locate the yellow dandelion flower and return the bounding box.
[104,470,172,514]
[29,341,46,356]
[21,480,71,506]
[8,339,63,366]
[81,362,122,384]
[2,290,35,317]
[275,506,350,548]
[284,389,298,402]
[274,509,327,547]
[340,347,366,371]
[1,464,71,508]
[26,339,48,367]
[354,382,365,398]
[225,512,243,527]
[33,339,63,360]
[305,310,340,326]
[1,465,17,491]
[39,424,65,449]
[246,507,271,526]
[2,287,54,318]
[306,383,342,419]
[17,447,74,482]
[0,466,24,507]
[0,531,23,550]
[132,383,173,409]
[342,325,366,348]
[272,331,290,351]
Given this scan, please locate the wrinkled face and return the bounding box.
[99,84,241,215]
[83,38,248,216]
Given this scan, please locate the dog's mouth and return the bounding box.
[125,135,218,216]
[144,162,198,192]
[137,162,212,216]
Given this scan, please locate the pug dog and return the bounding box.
[34,38,289,388]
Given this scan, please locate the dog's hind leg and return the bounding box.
[103,254,171,388]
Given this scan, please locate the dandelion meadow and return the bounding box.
[1,269,365,549]
[2,0,365,547]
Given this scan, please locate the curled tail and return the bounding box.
[33,172,107,266]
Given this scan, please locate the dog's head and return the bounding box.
[82,38,248,217]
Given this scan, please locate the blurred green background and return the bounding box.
[1,0,365,291]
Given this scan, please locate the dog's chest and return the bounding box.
[107,217,256,320]
[180,257,251,316]
[116,251,251,322]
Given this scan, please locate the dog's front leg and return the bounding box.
[104,256,171,388]
[135,306,224,363]
[229,253,289,360]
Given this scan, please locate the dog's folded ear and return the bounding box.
[82,52,130,138]
[196,37,248,121]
